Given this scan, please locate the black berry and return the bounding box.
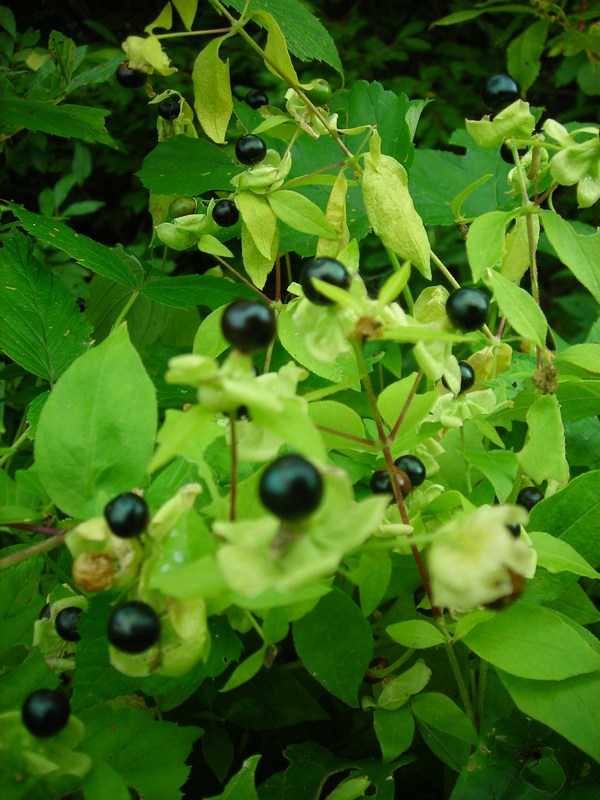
[107,600,160,654]
[75,297,86,312]
[482,74,521,112]
[259,454,323,521]
[393,455,426,488]
[221,299,276,353]
[116,62,147,89]
[169,196,198,218]
[245,89,269,109]
[38,603,52,620]
[235,134,267,165]
[446,288,490,332]
[301,257,351,305]
[55,606,83,642]
[22,690,70,738]
[506,523,521,537]
[516,486,544,512]
[212,199,240,227]
[500,143,527,164]
[158,96,181,120]
[457,361,476,393]
[104,493,150,538]
[369,467,411,497]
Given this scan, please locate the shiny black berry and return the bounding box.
[235,134,267,165]
[301,257,351,305]
[38,603,52,620]
[212,199,240,227]
[107,601,160,654]
[55,607,83,642]
[394,455,426,488]
[259,454,323,521]
[500,143,527,164]
[516,486,544,512]
[22,690,70,738]
[116,62,147,89]
[458,361,476,393]
[158,96,180,120]
[446,288,490,332]
[506,523,521,537]
[482,74,521,111]
[221,299,276,353]
[369,467,411,497]
[245,89,269,109]
[104,493,150,538]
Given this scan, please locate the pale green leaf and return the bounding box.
[486,269,547,347]
[252,10,298,83]
[35,325,158,518]
[466,100,535,149]
[466,210,518,280]
[307,400,367,451]
[556,343,600,374]
[528,530,600,579]
[362,133,431,277]
[192,37,233,144]
[541,210,600,302]
[172,0,198,30]
[236,192,277,259]
[462,603,600,679]
[205,755,260,800]
[267,190,336,238]
[376,661,432,710]
[144,3,173,33]
[500,215,539,283]
[450,173,493,221]
[241,220,278,289]
[219,645,267,692]
[198,234,234,258]
[518,394,569,484]
[386,620,445,649]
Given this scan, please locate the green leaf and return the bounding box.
[466,210,518,280]
[79,702,201,800]
[373,707,414,763]
[517,394,569,484]
[307,401,367,452]
[237,191,278,259]
[219,645,267,692]
[540,209,600,303]
[252,10,298,83]
[142,274,255,310]
[8,204,138,288]
[137,136,239,195]
[500,215,539,283]
[223,0,343,77]
[362,133,431,277]
[267,190,337,238]
[34,325,157,518]
[386,620,446,649]
[0,98,115,146]
[462,603,600,679]
[172,0,198,30]
[556,343,600,373]
[0,233,92,382]
[466,100,535,149]
[205,755,260,800]
[497,669,600,763]
[377,374,437,433]
[411,692,478,746]
[241,219,278,289]
[357,549,392,616]
[375,661,432,711]
[528,530,600,579]
[463,449,519,503]
[192,37,233,144]
[293,587,373,707]
[48,30,77,86]
[0,557,44,662]
[507,20,549,93]
[486,269,547,347]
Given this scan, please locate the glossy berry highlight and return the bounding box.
[221,299,276,353]
[169,196,197,218]
[482,74,521,111]
[116,62,147,89]
[22,690,70,738]
[245,89,269,109]
[393,455,426,488]
[235,134,267,165]
[259,454,324,521]
[516,486,544,512]
[212,199,240,227]
[369,467,411,497]
[107,600,161,654]
[158,96,180,120]
[55,606,83,643]
[301,257,351,305]
[446,288,490,332]
[457,361,476,393]
[104,493,150,538]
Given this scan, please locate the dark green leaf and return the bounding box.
[0,233,92,382]
[137,136,239,195]
[0,556,45,661]
[205,755,260,800]
[293,587,373,707]
[8,204,138,288]
[141,274,257,309]
[0,98,115,146]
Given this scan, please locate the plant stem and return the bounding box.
[316,425,376,447]
[476,658,488,731]
[390,371,423,441]
[155,27,232,39]
[439,622,477,727]
[0,533,66,571]
[0,428,30,468]
[213,256,272,302]
[431,250,460,289]
[367,649,416,678]
[112,289,141,330]
[3,522,64,536]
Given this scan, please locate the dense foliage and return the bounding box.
[1,1,599,798]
